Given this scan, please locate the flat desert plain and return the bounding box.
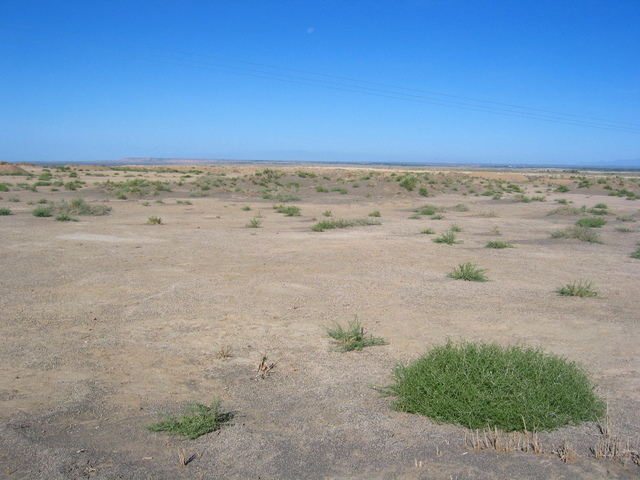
[1,163,639,479]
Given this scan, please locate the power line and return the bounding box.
[2,23,639,134]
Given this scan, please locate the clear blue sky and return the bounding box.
[1,1,639,166]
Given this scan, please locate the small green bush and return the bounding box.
[311,218,380,232]
[447,262,488,282]
[246,216,262,228]
[368,210,381,217]
[385,341,605,432]
[432,232,459,245]
[575,217,606,228]
[146,399,233,439]
[55,214,78,222]
[485,240,514,249]
[555,185,570,192]
[0,207,11,215]
[550,226,603,243]
[147,216,162,225]
[556,279,597,298]
[274,205,301,216]
[420,228,435,234]
[325,317,387,352]
[449,224,463,232]
[32,206,52,217]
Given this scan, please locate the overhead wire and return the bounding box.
[2,23,639,134]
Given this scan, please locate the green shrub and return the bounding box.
[485,240,514,249]
[246,216,262,228]
[368,210,381,217]
[0,207,11,215]
[556,279,597,298]
[447,262,488,282]
[274,205,301,216]
[147,216,162,224]
[325,317,387,352]
[449,224,463,232]
[311,218,380,232]
[550,226,603,243]
[547,206,584,216]
[555,185,570,192]
[32,206,52,217]
[575,217,606,228]
[146,399,233,439]
[0,183,9,192]
[420,228,435,234]
[432,232,459,245]
[55,214,78,222]
[631,247,640,259]
[454,203,469,212]
[385,341,605,432]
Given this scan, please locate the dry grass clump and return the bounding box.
[325,317,387,352]
[550,226,603,243]
[556,279,597,298]
[146,399,233,439]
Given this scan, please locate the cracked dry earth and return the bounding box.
[1,164,639,479]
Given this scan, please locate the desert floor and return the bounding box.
[1,163,639,479]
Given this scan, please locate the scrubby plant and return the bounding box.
[246,216,262,228]
[432,232,459,245]
[0,207,11,215]
[631,245,640,259]
[32,206,52,217]
[547,206,584,216]
[450,224,463,232]
[454,203,469,212]
[385,340,605,432]
[575,217,606,228]
[431,214,445,220]
[420,228,435,234]
[555,279,597,298]
[147,216,162,225]
[311,218,380,232]
[55,214,78,222]
[146,399,233,439]
[325,317,387,352]
[550,226,603,243]
[274,205,301,216]
[485,240,514,249]
[322,210,332,217]
[368,210,381,217]
[447,262,488,282]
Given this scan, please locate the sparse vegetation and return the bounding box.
[368,210,381,217]
[0,207,11,215]
[274,204,301,216]
[385,340,605,432]
[556,280,597,298]
[146,399,233,439]
[55,214,78,222]
[32,206,52,217]
[432,232,459,245]
[147,216,162,224]
[247,216,262,228]
[311,218,380,232]
[420,228,435,234]
[449,224,463,232]
[325,317,387,352]
[447,262,488,282]
[575,217,606,228]
[486,240,514,249]
[550,226,603,243]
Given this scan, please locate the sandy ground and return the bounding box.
[1,163,639,479]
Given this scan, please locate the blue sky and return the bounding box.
[1,1,639,166]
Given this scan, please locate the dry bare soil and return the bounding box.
[1,163,639,479]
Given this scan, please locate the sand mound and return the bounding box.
[0,162,29,174]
